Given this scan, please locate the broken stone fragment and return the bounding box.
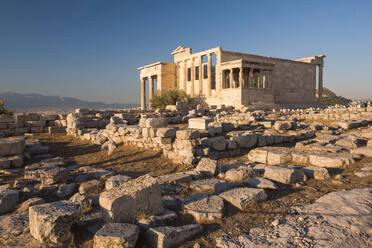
[189,178,240,193]
[308,154,354,168]
[247,177,278,190]
[248,148,268,163]
[215,236,242,248]
[99,174,163,223]
[202,136,227,151]
[219,187,267,210]
[17,197,45,213]
[335,136,367,149]
[29,200,79,245]
[105,175,131,191]
[79,179,104,195]
[0,212,29,238]
[156,127,177,138]
[145,118,167,128]
[93,223,140,248]
[0,157,11,169]
[264,165,305,184]
[183,194,224,223]
[290,150,310,165]
[0,137,25,157]
[208,124,223,136]
[157,172,193,185]
[56,183,76,198]
[224,166,257,183]
[273,120,294,130]
[301,166,329,180]
[24,162,69,185]
[188,117,213,130]
[69,192,95,211]
[232,134,258,148]
[195,158,218,177]
[176,130,200,140]
[354,171,372,177]
[0,189,19,214]
[145,224,203,248]
[137,209,178,230]
[267,148,292,165]
[350,147,372,157]
[8,155,24,168]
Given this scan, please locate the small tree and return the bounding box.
[150,89,205,110]
[0,99,13,115]
[150,89,185,109]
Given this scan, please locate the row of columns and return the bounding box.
[177,53,214,97]
[140,75,156,110]
[223,67,272,89]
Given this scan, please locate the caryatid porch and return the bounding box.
[220,59,274,89]
[219,59,275,107]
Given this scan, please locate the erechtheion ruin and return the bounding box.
[138,46,325,109]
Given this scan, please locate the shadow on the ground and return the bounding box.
[42,140,102,157]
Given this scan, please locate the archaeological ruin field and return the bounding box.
[0,103,371,247]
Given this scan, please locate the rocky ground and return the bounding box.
[0,132,370,247]
[0,104,372,248]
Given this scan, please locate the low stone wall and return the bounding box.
[0,136,25,169]
[0,113,67,137]
[70,113,317,165]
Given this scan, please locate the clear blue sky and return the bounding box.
[1,0,372,104]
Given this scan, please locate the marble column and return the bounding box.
[207,53,212,96]
[229,68,233,88]
[148,76,153,109]
[249,68,253,87]
[175,63,178,88]
[199,56,203,95]
[183,60,187,92]
[215,52,221,94]
[191,58,195,96]
[259,69,263,88]
[239,67,243,88]
[140,77,146,110]
[318,64,323,104]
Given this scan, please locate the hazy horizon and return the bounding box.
[1,0,372,104]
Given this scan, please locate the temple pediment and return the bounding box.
[171,45,186,55]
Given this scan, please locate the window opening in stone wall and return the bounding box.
[211,53,216,89]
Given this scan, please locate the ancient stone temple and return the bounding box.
[138,46,325,109]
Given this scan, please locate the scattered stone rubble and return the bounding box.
[0,102,372,247]
[216,188,372,248]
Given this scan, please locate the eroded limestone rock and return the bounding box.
[145,224,203,248]
[0,189,19,214]
[264,165,305,184]
[195,158,218,177]
[219,187,267,210]
[99,174,163,222]
[94,223,140,248]
[183,194,224,223]
[29,200,79,245]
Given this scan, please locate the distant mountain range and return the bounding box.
[0,92,139,111]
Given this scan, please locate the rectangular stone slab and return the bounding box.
[99,174,163,223]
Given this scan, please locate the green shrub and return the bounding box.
[150,89,203,110]
[322,96,351,106]
[0,99,13,115]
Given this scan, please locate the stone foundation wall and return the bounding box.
[0,113,67,137]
